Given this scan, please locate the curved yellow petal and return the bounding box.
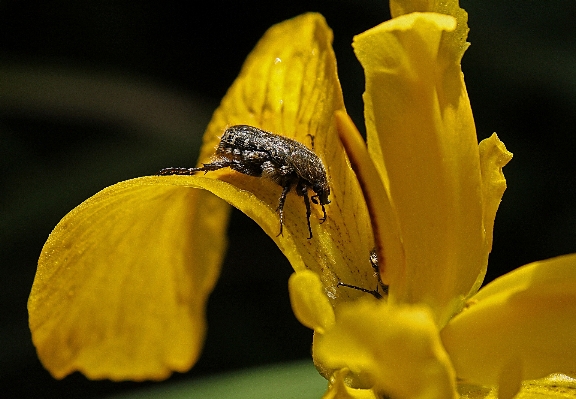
[441,254,576,393]
[198,12,344,162]
[389,0,469,63]
[335,111,404,288]
[195,13,378,301]
[313,300,457,399]
[32,171,364,380]
[288,271,335,334]
[28,176,229,380]
[354,12,487,326]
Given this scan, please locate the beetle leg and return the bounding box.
[276,183,293,237]
[319,203,327,224]
[301,186,313,239]
[158,160,234,175]
[157,167,204,175]
[369,249,389,296]
[310,195,326,223]
[337,281,383,300]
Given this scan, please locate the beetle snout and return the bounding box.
[318,191,330,205]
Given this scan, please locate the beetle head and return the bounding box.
[312,183,331,205]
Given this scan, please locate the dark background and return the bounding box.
[1,0,575,397]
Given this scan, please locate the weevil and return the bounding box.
[158,125,331,239]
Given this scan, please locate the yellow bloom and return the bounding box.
[289,2,576,398]
[28,1,576,398]
[29,11,374,381]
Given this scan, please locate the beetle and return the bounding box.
[158,125,331,239]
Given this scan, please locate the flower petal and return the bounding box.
[198,12,346,160]
[313,300,457,399]
[194,13,378,301]
[288,271,335,334]
[389,0,470,63]
[441,254,576,393]
[335,111,404,288]
[465,133,513,294]
[28,176,229,380]
[354,12,488,325]
[478,133,513,256]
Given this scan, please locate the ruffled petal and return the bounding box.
[313,300,457,399]
[478,133,513,255]
[465,133,513,294]
[441,254,576,396]
[29,176,229,380]
[354,12,488,326]
[195,13,377,301]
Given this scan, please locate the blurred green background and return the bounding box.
[1,0,575,397]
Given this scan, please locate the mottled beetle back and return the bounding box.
[159,125,330,238]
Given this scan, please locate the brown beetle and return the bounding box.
[158,125,331,239]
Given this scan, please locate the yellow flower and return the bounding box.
[288,1,576,398]
[27,1,576,398]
